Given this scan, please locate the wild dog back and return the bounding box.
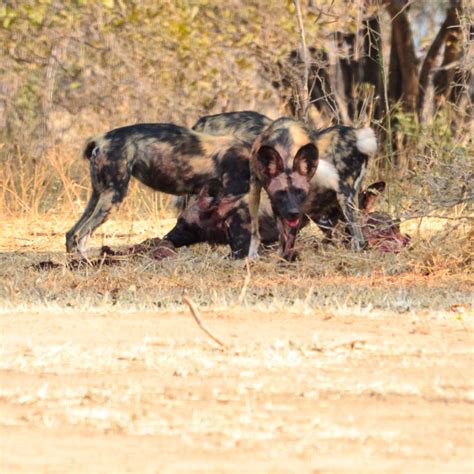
[90,123,250,196]
[192,111,272,144]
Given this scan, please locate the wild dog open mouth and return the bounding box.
[285,218,300,228]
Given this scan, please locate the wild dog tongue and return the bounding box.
[285,218,300,228]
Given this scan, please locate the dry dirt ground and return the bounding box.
[0,216,473,473]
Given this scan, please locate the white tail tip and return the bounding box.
[356,127,377,155]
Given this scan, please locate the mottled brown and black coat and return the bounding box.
[66,123,251,253]
[248,117,319,260]
[190,111,377,255]
[192,111,272,145]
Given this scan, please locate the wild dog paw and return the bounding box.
[351,238,368,252]
[248,237,260,260]
[282,249,299,262]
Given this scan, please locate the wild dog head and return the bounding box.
[359,181,411,253]
[252,118,319,260]
[164,179,237,247]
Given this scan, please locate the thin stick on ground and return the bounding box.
[237,259,252,305]
[183,296,228,349]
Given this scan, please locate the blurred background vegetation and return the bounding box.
[0,0,472,224]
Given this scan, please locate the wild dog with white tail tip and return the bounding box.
[191,111,377,255]
[305,125,377,250]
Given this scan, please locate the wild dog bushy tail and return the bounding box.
[82,137,100,160]
[355,127,377,155]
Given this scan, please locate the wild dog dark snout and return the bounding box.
[359,181,386,213]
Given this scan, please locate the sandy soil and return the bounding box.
[1,307,473,473]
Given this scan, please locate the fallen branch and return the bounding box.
[312,339,366,352]
[183,296,228,349]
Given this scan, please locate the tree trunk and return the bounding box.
[335,31,358,121]
[388,26,402,105]
[417,0,463,118]
[433,1,463,108]
[361,15,385,120]
[385,0,418,113]
[293,0,310,122]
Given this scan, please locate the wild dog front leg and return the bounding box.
[336,188,366,251]
[248,176,262,259]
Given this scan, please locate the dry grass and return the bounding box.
[0,207,471,314]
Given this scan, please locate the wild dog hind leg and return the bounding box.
[66,148,132,254]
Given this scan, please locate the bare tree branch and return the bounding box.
[293,0,310,122]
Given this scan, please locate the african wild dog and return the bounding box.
[189,111,377,256]
[192,111,272,145]
[248,117,319,261]
[304,125,377,250]
[65,123,251,254]
[166,179,409,256]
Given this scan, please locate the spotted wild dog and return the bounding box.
[304,125,377,250]
[192,111,272,144]
[190,111,377,254]
[166,179,409,257]
[65,123,251,254]
[248,117,319,261]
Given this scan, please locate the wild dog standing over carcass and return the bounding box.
[165,179,409,257]
[248,118,319,261]
[189,111,377,254]
[65,123,251,254]
[192,111,272,145]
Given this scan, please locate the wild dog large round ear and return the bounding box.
[197,179,223,210]
[293,143,319,178]
[256,146,284,183]
[359,181,386,213]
